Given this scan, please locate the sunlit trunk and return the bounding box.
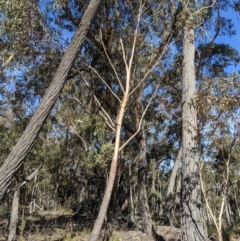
[8,189,19,241]
[181,18,208,241]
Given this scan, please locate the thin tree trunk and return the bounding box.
[129,162,135,222]
[88,14,141,240]
[134,86,154,236]
[88,95,129,241]
[167,146,182,198]
[138,125,153,236]
[225,203,231,225]
[175,174,181,206]
[181,15,208,241]
[29,174,38,214]
[0,0,102,200]
[137,128,164,241]
[150,159,157,217]
[163,146,182,223]
[8,189,19,241]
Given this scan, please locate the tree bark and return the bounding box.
[181,14,208,241]
[138,125,153,236]
[8,189,19,241]
[166,146,182,198]
[134,86,155,237]
[163,146,182,224]
[0,0,102,201]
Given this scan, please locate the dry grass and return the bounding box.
[13,229,92,241]
[0,206,183,241]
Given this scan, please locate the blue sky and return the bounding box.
[216,8,240,73]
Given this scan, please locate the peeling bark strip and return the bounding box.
[8,189,19,241]
[0,0,102,201]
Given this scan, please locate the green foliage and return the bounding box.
[18,219,26,237]
[149,190,162,200]
[108,231,121,241]
[87,142,114,167]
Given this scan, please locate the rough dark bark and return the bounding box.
[8,189,19,241]
[138,125,153,236]
[134,87,154,237]
[138,128,165,241]
[181,14,208,241]
[0,0,102,200]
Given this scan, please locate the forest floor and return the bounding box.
[2,205,240,240]
[0,206,182,241]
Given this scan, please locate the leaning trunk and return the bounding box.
[163,146,182,224]
[0,0,102,200]
[88,84,130,241]
[181,16,208,241]
[166,146,182,198]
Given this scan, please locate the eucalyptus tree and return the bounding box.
[180,1,209,240]
[192,2,240,238]
[57,1,186,239]
[149,0,240,236]
[0,0,103,201]
[197,72,240,240]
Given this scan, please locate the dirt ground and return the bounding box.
[0,207,181,241]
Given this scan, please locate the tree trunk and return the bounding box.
[134,86,154,236]
[138,127,165,241]
[138,125,153,236]
[0,0,102,200]
[181,16,208,241]
[8,189,19,241]
[163,146,182,223]
[150,159,157,218]
[88,96,129,241]
[129,161,135,222]
[175,174,181,218]
[167,146,182,198]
